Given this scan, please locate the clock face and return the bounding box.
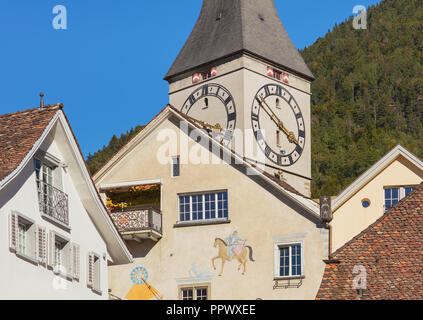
[251,84,306,167]
[181,83,237,146]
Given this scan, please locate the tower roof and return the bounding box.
[165,0,314,81]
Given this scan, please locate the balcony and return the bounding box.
[110,206,162,242]
[37,179,69,226]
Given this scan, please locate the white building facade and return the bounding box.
[0,105,132,299]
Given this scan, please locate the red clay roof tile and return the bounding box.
[316,183,423,300]
[0,105,61,181]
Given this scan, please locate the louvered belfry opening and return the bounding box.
[165,0,314,81]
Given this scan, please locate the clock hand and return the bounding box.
[259,96,299,145]
[184,114,223,132]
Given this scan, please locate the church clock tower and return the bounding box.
[165,0,314,197]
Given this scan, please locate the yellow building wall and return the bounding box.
[97,118,327,300]
[332,156,423,252]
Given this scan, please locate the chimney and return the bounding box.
[40,93,45,108]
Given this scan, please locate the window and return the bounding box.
[36,159,54,215]
[384,186,416,212]
[361,199,371,208]
[54,239,65,270]
[274,242,304,279]
[9,212,37,262]
[48,231,79,280]
[35,156,69,226]
[273,70,282,81]
[18,223,28,255]
[180,286,209,300]
[181,288,193,300]
[178,191,228,222]
[201,71,212,80]
[171,156,180,177]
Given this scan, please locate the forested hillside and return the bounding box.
[86,126,143,174]
[301,0,423,197]
[86,0,423,198]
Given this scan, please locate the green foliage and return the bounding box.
[301,0,423,198]
[86,125,144,175]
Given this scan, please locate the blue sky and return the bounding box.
[0,0,382,157]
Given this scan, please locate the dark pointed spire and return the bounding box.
[165,0,314,81]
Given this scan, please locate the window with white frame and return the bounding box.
[180,285,209,300]
[9,212,37,262]
[274,242,304,279]
[35,155,69,226]
[179,191,228,222]
[384,186,416,212]
[171,156,180,177]
[48,231,80,280]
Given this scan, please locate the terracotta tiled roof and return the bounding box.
[0,105,61,181]
[316,183,423,300]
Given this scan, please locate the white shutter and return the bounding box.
[47,230,55,268]
[300,242,305,277]
[87,252,94,287]
[9,212,18,252]
[93,255,101,292]
[72,244,80,280]
[28,224,37,260]
[66,243,73,278]
[37,226,47,264]
[273,244,279,278]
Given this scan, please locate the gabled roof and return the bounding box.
[332,145,423,212]
[93,104,320,220]
[165,0,314,81]
[0,106,60,181]
[0,105,132,264]
[317,183,423,300]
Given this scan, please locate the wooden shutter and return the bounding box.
[9,212,18,252]
[72,244,80,280]
[37,226,47,264]
[87,252,94,287]
[47,230,55,268]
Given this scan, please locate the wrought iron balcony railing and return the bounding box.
[110,207,162,238]
[37,179,69,226]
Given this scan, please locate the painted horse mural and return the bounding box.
[212,237,255,276]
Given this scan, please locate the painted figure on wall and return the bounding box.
[212,230,255,276]
[225,229,246,261]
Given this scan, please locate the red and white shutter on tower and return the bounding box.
[267,67,274,77]
[192,73,201,83]
[211,67,217,77]
[283,73,289,83]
